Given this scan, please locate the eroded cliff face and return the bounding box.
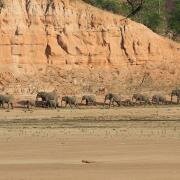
[0,0,180,95]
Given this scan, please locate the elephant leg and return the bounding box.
[65,102,67,108]
[86,100,88,106]
[49,102,52,109]
[171,95,173,103]
[135,100,138,106]
[115,101,120,107]
[55,102,58,109]
[75,102,79,108]
[157,100,160,105]
[112,100,115,107]
[69,102,73,108]
[80,100,83,105]
[42,102,45,108]
[2,102,5,109]
[94,101,97,106]
[10,103,14,109]
[117,101,121,107]
[27,103,30,109]
[177,97,180,104]
[109,100,111,108]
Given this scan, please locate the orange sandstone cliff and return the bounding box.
[0,0,180,95]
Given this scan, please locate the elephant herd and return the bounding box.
[0,89,180,110]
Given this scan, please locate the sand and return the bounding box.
[0,106,180,180]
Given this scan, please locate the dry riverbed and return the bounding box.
[0,106,180,180]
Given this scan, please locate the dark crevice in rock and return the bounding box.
[45,44,52,59]
[107,44,111,63]
[148,42,151,54]
[57,35,68,54]
[88,53,92,64]
[133,41,138,55]
[45,0,55,15]
[120,26,134,64]
[25,0,31,27]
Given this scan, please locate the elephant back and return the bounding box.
[47,91,58,101]
[69,96,76,103]
[37,91,58,102]
[0,94,4,101]
[0,94,14,102]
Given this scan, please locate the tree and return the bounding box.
[0,0,5,13]
[126,0,145,18]
[82,0,179,40]
[168,0,180,34]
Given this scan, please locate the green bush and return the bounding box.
[143,13,163,32]
[168,0,180,34]
[83,0,123,14]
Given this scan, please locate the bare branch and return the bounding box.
[126,0,144,18]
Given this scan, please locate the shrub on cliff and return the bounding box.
[0,0,5,13]
[83,0,123,14]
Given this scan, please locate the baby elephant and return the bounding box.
[61,96,78,108]
[152,95,166,105]
[81,95,96,106]
[0,94,14,109]
[25,100,36,109]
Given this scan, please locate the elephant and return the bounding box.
[152,95,166,105]
[171,89,180,104]
[132,94,150,105]
[0,94,14,109]
[36,91,58,108]
[81,95,96,106]
[104,93,121,107]
[61,96,78,108]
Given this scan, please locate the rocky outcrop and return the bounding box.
[0,0,180,95]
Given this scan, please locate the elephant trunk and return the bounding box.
[81,99,83,104]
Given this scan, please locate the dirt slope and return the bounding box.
[0,0,180,95]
